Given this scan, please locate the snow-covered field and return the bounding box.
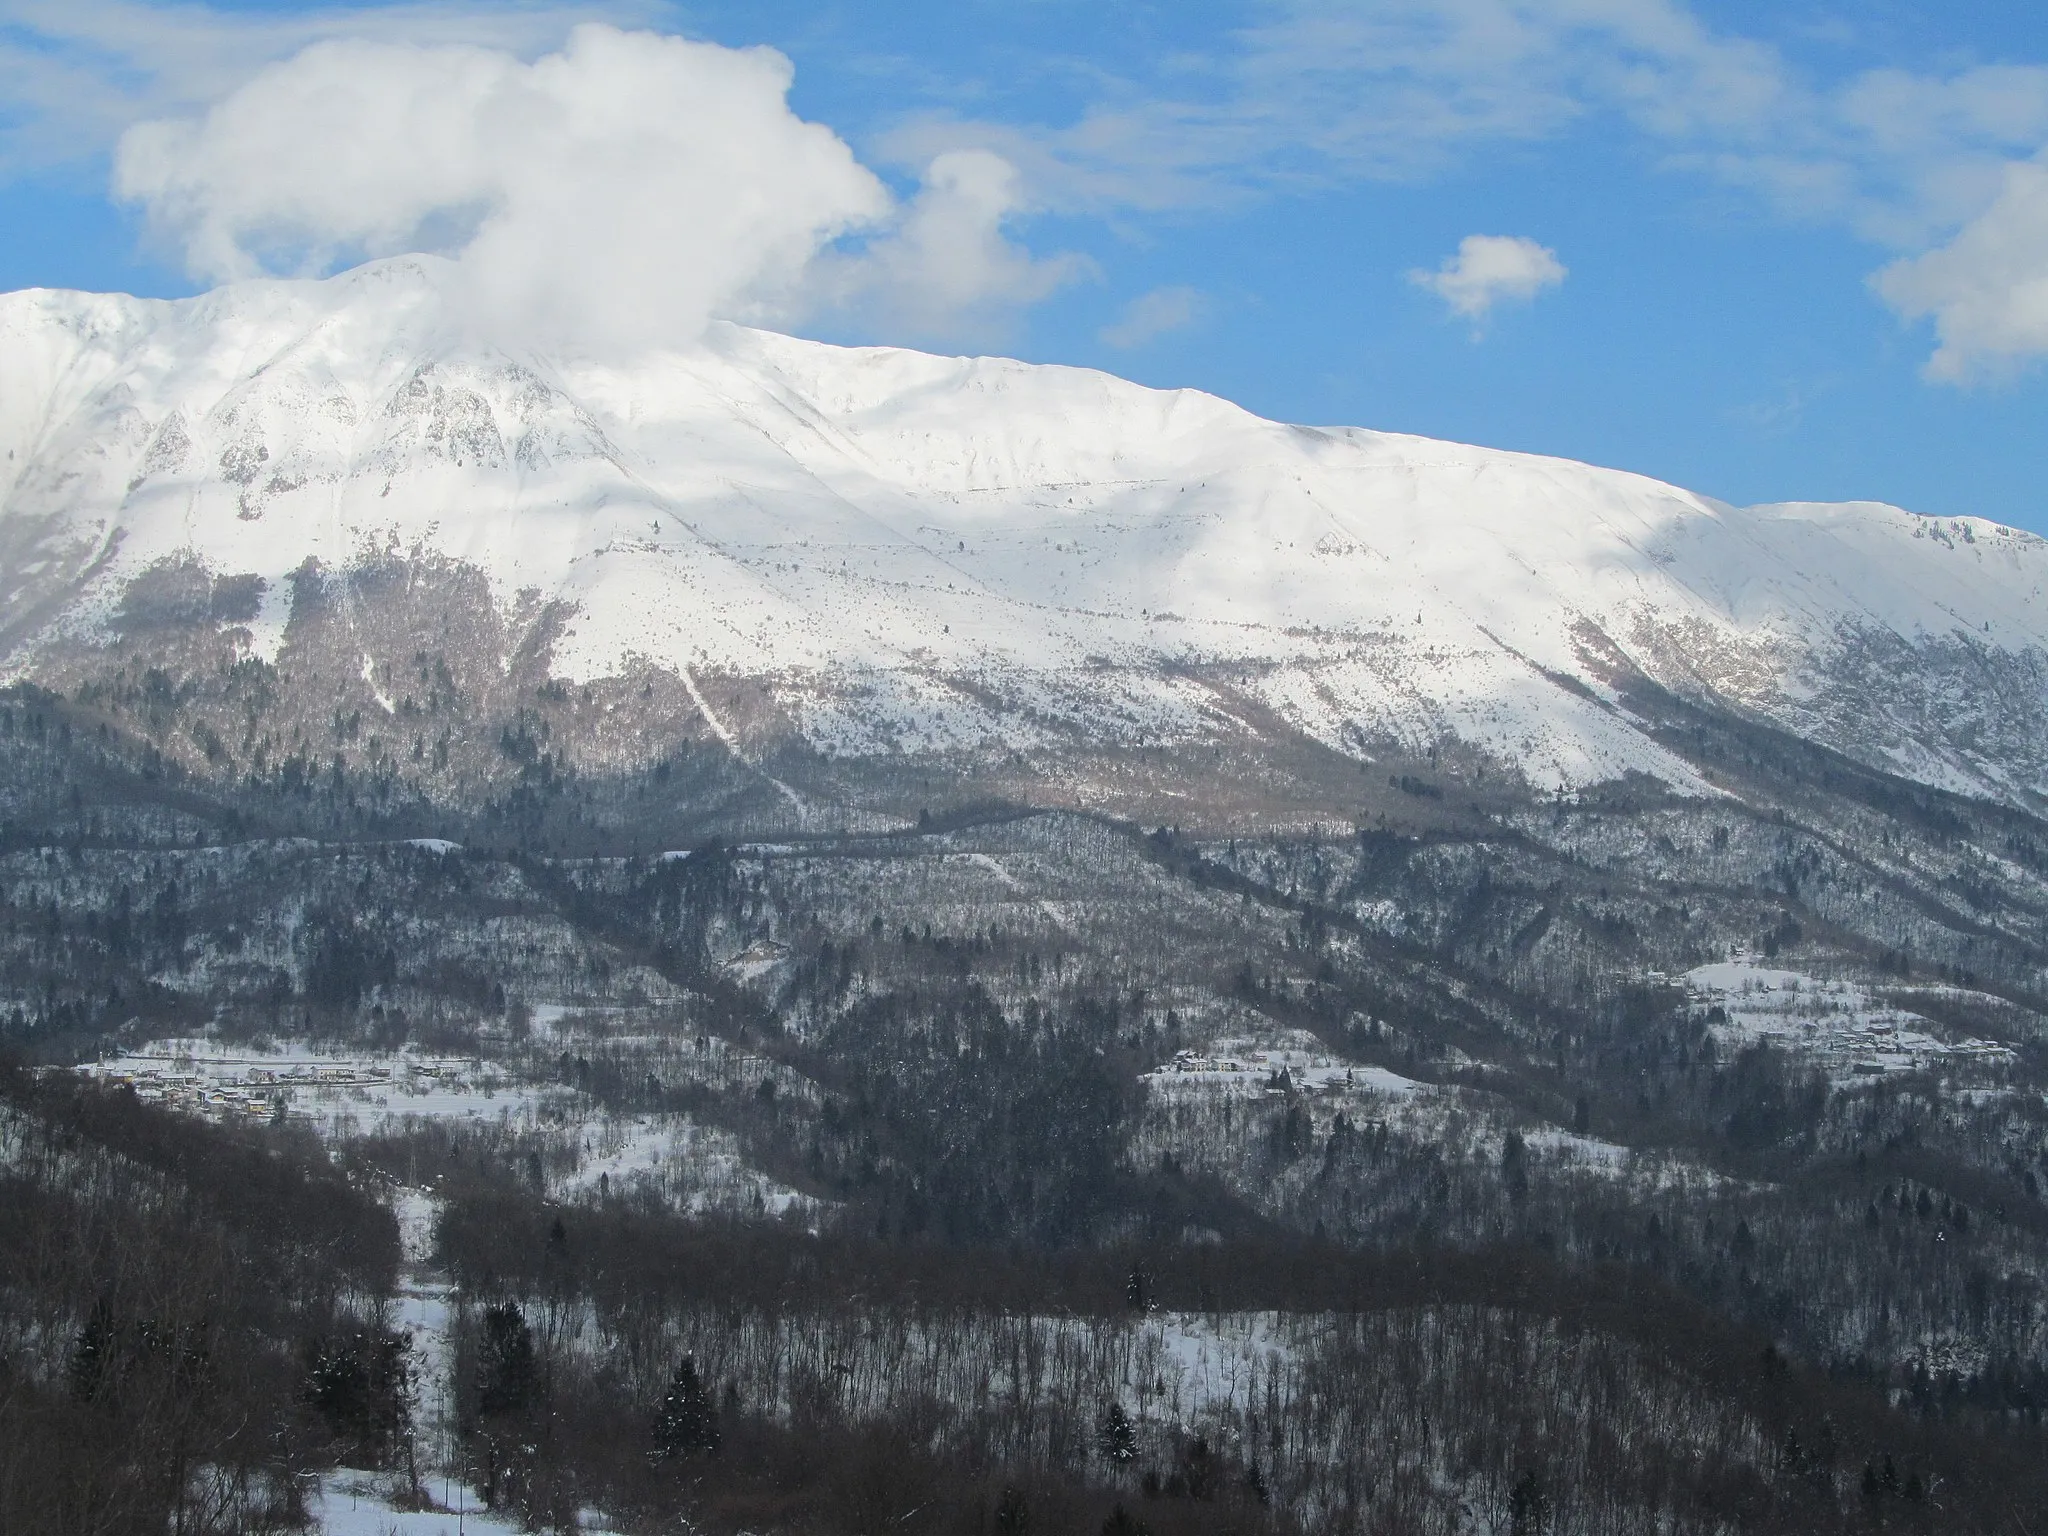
[556,1111,814,1217]
[306,1479,528,1536]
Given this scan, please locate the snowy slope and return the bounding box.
[4,255,2046,801]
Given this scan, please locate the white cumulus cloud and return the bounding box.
[1874,157,2048,382]
[818,148,1093,343]
[1410,234,1567,325]
[110,25,1076,354]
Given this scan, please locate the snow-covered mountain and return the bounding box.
[5,256,2045,815]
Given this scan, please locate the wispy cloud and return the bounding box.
[1730,374,1838,436]
[1099,284,1206,348]
[879,0,1795,211]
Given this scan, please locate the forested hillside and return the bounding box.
[8,656,2048,1532]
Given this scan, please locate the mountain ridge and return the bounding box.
[5,255,2045,823]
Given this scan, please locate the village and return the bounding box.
[1685,959,2018,1082]
[76,1040,520,1126]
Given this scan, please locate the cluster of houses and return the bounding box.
[1685,962,2016,1080]
[1781,1019,2015,1078]
[81,1049,467,1122]
[1152,1046,1363,1095]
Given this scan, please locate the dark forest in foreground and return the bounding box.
[11,1067,2045,1535]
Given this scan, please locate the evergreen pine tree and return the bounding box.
[1098,1401,1138,1464]
[1244,1459,1269,1504]
[1509,1468,1548,1534]
[475,1302,537,1419]
[994,1486,1029,1535]
[69,1297,117,1403]
[654,1356,720,1458]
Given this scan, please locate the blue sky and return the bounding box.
[3,1,2046,529]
